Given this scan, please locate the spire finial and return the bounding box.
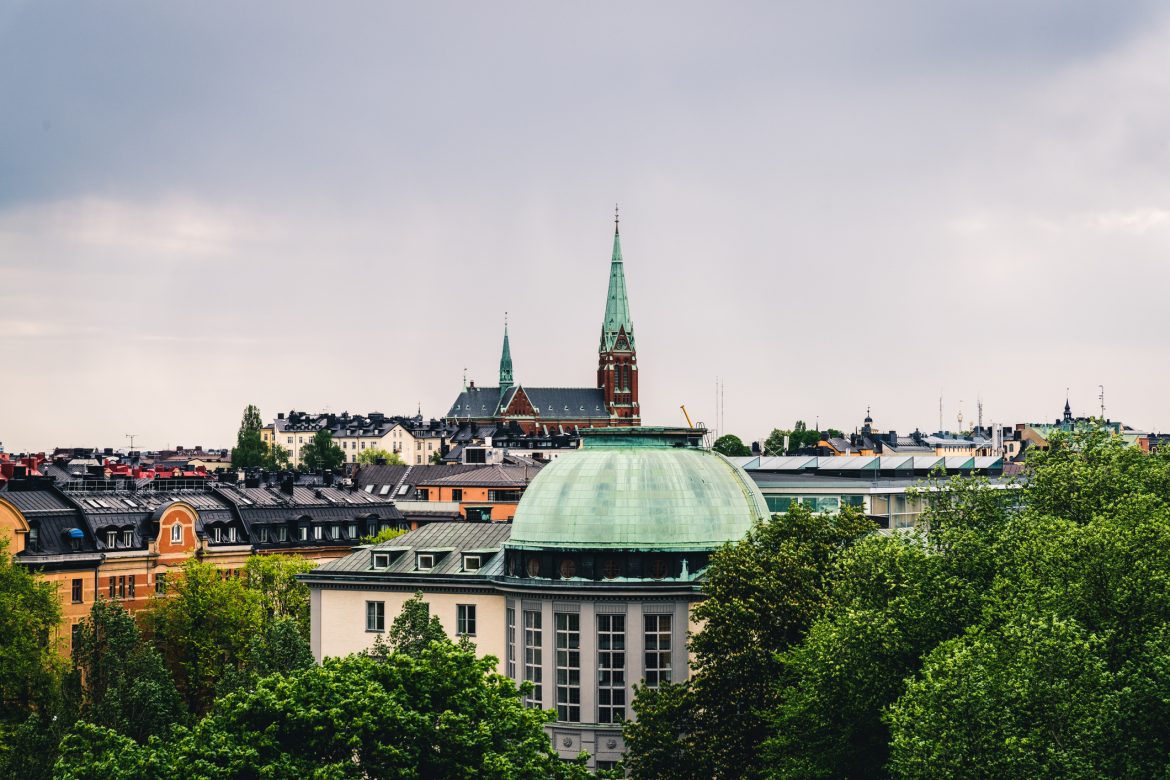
[614,203,620,235]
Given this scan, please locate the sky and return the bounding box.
[2,1,1169,453]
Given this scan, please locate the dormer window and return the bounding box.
[213,527,222,543]
[417,553,435,571]
[27,527,38,550]
[106,529,117,548]
[171,524,183,543]
[228,527,237,543]
[121,529,133,547]
[463,555,482,572]
[373,553,391,569]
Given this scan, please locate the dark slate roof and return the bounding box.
[0,489,74,514]
[423,465,539,488]
[310,522,512,578]
[354,464,487,501]
[446,386,610,420]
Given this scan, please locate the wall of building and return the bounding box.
[314,586,507,663]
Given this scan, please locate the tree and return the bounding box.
[386,591,449,657]
[360,526,407,546]
[624,504,874,779]
[243,555,315,638]
[300,429,344,472]
[72,599,185,743]
[143,560,262,715]
[261,442,290,471]
[229,404,267,469]
[55,643,595,779]
[712,434,751,457]
[763,428,788,456]
[0,537,67,779]
[356,446,404,466]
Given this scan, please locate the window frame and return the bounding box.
[597,613,627,724]
[456,604,477,636]
[71,578,83,604]
[555,612,581,722]
[523,609,543,707]
[417,553,435,571]
[366,600,386,632]
[170,523,183,543]
[643,613,673,687]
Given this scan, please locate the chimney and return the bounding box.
[280,474,295,495]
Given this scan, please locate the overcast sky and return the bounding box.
[2,1,1169,453]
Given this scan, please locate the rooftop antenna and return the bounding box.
[977,396,983,430]
[939,392,943,433]
[463,367,468,391]
[126,433,137,451]
[1099,385,1106,419]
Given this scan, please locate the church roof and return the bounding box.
[446,385,610,419]
[600,222,634,352]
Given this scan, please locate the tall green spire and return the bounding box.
[600,206,634,352]
[499,314,514,390]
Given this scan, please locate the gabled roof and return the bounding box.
[422,465,539,488]
[446,386,610,420]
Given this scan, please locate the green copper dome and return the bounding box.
[509,428,769,551]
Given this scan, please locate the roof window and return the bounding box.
[463,554,482,572]
[372,552,391,569]
[417,553,435,571]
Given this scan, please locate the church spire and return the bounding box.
[499,313,514,390]
[600,205,634,353]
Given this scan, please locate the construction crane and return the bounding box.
[680,405,695,428]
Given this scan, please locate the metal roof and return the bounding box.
[313,522,512,577]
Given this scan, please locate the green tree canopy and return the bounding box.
[356,446,404,465]
[72,598,185,743]
[360,526,407,546]
[386,591,449,658]
[243,555,315,637]
[711,434,751,457]
[144,561,262,715]
[229,404,267,469]
[55,642,594,780]
[300,429,344,472]
[261,442,290,471]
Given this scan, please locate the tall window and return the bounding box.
[170,524,182,543]
[523,610,543,707]
[121,529,133,546]
[644,614,673,687]
[71,578,83,604]
[128,575,135,599]
[506,607,516,679]
[258,527,269,543]
[155,573,167,594]
[105,529,117,547]
[597,614,626,723]
[366,601,385,632]
[457,604,477,636]
[555,612,581,722]
[108,576,116,599]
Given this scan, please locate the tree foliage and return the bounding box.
[230,404,267,469]
[356,446,405,465]
[55,641,594,779]
[360,526,408,546]
[243,554,315,637]
[385,591,449,658]
[712,434,751,457]
[261,442,290,471]
[300,429,345,472]
[763,421,836,456]
[144,560,262,715]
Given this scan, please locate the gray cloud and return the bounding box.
[1,1,1169,451]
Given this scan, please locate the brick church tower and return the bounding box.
[598,210,640,425]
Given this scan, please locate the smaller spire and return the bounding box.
[614,203,620,236]
[499,313,514,391]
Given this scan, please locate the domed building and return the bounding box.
[304,427,770,770]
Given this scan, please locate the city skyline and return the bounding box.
[3,1,1170,451]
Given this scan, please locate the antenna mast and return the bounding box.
[977,396,983,430]
[938,392,943,433]
[1099,385,1105,419]
[126,433,137,451]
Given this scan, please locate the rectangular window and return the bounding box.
[331,525,339,540]
[27,527,38,549]
[71,578,83,604]
[348,523,357,538]
[108,576,116,599]
[555,612,581,722]
[170,524,182,543]
[597,614,626,723]
[128,575,135,599]
[156,573,167,594]
[488,489,522,502]
[417,488,429,501]
[228,527,237,543]
[524,610,543,707]
[278,526,288,542]
[644,614,673,687]
[121,529,133,547]
[258,527,269,543]
[372,553,390,569]
[106,529,117,547]
[417,553,435,571]
[506,607,516,679]
[366,600,385,632]
[452,488,463,501]
[313,526,323,540]
[117,576,126,599]
[457,604,477,636]
[463,555,481,572]
[213,526,222,543]
[299,526,308,541]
